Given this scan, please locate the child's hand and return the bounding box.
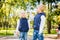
[14,31,19,36]
[16,32,19,35]
[56,29,59,32]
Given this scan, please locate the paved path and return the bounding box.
[0,37,60,40]
[0,35,60,40]
[0,38,60,40]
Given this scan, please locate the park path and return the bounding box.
[0,34,60,40]
[0,37,60,40]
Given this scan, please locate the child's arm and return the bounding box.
[15,19,20,34]
[39,15,46,34]
[28,20,30,29]
[16,19,20,31]
[14,19,20,36]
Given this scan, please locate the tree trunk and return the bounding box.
[47,2,52,34]
[47,20,51,34]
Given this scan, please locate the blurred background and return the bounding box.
[0,0,60,36]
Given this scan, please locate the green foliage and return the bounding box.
[51,29,57,34]
[0,29,57,36]
[0,0,60,35]
[52,7,60,24]
[0,0,38,29]
[44,29,57,34]
[52,8,60,16]
[46,0,56,3]
[30,0,37,6]
[37,0,40,3]
[0,30,14,36]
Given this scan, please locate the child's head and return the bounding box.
[20,10,26,18]
[37,4,46,13]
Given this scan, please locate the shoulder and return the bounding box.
[41,12,46,17]
[41,15,46,20]
[25,18,28,20]
[41,15,45,18]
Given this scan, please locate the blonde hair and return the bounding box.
[38,4,46,11]
[19,10,28,18]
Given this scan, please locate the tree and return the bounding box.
[45,0,58,34]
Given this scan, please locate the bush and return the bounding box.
[0,29,57,36]
[0,30,14,36]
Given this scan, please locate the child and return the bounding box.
[33,4,46,40]
[16,10,29,40]
[57,23,60,38]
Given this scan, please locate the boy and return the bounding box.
[16,10,29,40]
[33,4,46,40]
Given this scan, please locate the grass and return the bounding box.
[0,29,57,36]
[51,29,57,34]
[0,30,14,36]
[44,29,57,34]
